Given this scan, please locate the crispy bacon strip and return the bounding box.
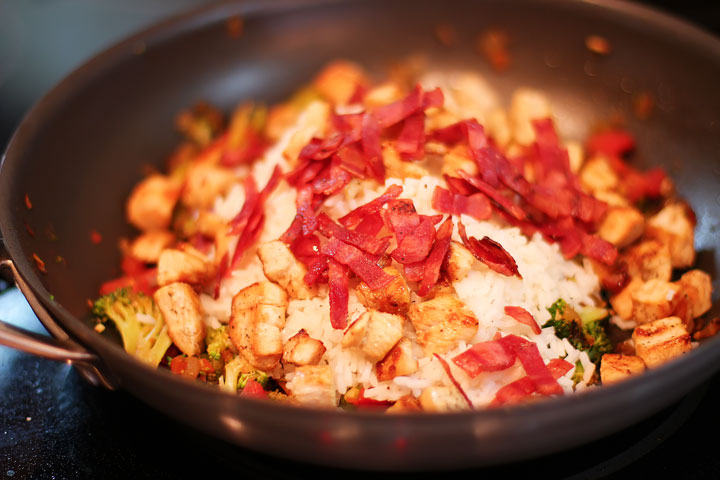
[361,112,385,182]
[339,184,403,228]
[458,169,526,221]
[458,221,521,278]
[390,215,437,264]
[504,306,541,335]
[320,237,395,291]
[417,217,454,296]
[452,339,516,377]
[432,186,492,221]
[316,213,390,256]
[498,335,563,396]
[328,259,349,329]
[586,129,635,157]
[395,112,426,160]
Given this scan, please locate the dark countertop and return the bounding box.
[2,1,720,479]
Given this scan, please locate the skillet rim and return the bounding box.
[1,0,720,433]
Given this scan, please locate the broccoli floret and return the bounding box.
[206,326,232,361]
[571,360,584,387]
[543,299,613,365]
[93,288,172,367]
[238,370,270,390]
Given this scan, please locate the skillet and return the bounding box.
[1,0,720,471]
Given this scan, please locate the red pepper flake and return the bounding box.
[504,306,541,335]
[32,253,47,274]
[476,28,511,72]
[585,35,611,55]
[24,193,32,210]
[434,23,457,47]
[226,15,244,38]
[89,230,103,245]
[434,354,473,409]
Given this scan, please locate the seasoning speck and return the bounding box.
[24,193,32,209]
[90,230,103,244]
[585,35,611,55]
[32,253,47,274]
[633,91,654,120]
[476,28,510,72]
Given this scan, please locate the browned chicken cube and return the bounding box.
[153,282,206,357]
[630,279,679,325]
[282,329,326,366]
[579,156,619,193]
[340,310,404,361]
[407,294,479,355]
[364,82,403,108]
[445,241,474,282]
[181,163,237,209]
[229,281,288,371]
[646,203,695,268]
[623,239,672,282]
[129,230,175,264]
[375,338,418,382]
[632,316,692,368]
[672,270,713,332]
[610,277,643,321]
[287,365,336,407]
[126,174,180,231]
[598,207,645,249]
[385,394,423,414]
[382,143,429,179]
[600,354,646,386]
[419,385,470,412]
[313,60,367,105]
[257,240,317,300]
[157,247,214,287]
[355,266,411,314]
[441,144,478,178]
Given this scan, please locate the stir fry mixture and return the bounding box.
[93,60,715,411]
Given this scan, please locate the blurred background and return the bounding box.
[1,1,720,479]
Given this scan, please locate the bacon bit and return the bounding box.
[458,170,526,221]
[586,129,635,157]
[581,232,618,265]
[312,161,352,196]
[633,91,654,120]
[32,253,47,274]
[585,35,611,55]
[320,237,395,291]
[316,213,390,256]
[504,306,541,335]
[403,261,424,283]
[498,335,563,396]
[458,221,521,278]
[344,388,393,409]
[417,217,454,296]
[226,15,244,38]
[213,252,229,299]
[361,112,385,182]
[89,230,103,245]
[432,186,492,221]
[395,112,426,160]
[477,28,511,72]
[339,184,403,228]
[353,211,385,236]
[434,354,473,409]
[434,23,457,47]
[24,193,32,209]
[390,215,437,265]
[546,358,574,379]
[490,376,536,407]
[452,339,516,377]
[327,259,349,329]
[24,222,35,237]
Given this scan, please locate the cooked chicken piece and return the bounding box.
[385,394,423,414]
[153,282,206,357]
[283,101,330,164]
[631,279,679,325]
[425,110,461,133]
[282,329,326,366]
[485,108,512,149]
[340,310,404,361]
[195,211,227,238]
[593,189,629,208]
[287,365,336,407]
[623,240,672,282]
[610,277,643,321]
[419,385,470,412]
[598,207,645,249]
[673,270,713,332]
[407,294,479,355]
[257,240,317,300]
[646,203,695,268]
[600,354,646,386]
[266,103,297,142]
[364,82,403,108]
[445,241,474,282]
[509,88,552,146]
[579,156,619,193]
[157,247,214,287]
[181,163,237,209]
[564,140,584,174]
[129,230,175,264]
[313,60,367,105]
[355,266,410,314]
[126,174,180,231]
[632,316,692,368]
[383,143,429,179]
[229,281,288,371]
[376,338,418,382]
[441,144,477,178]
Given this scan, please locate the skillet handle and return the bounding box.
[0,245,118,390]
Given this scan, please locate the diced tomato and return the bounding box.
[170,355,188,375]
[241,378,268,398]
